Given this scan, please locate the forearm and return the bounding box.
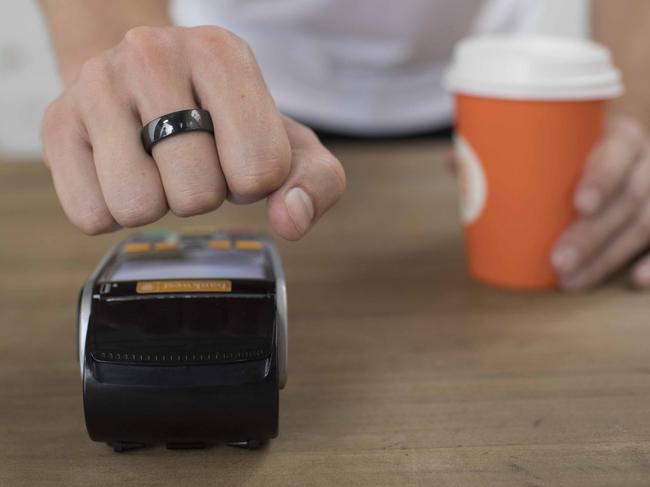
[39,0,171,86]
[593,0,650,129]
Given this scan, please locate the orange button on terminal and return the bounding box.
[209,239,231,250]
[235,240,263,250]
[154,242,177,251]
[123,242,151,253]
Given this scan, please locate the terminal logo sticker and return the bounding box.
[454,134,487,225]
[136,280,232,294]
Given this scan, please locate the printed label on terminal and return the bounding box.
[136,280,232,294]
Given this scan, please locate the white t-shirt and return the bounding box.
[172,0,588,135]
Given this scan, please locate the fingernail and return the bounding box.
[575,187,601,214]
[285,187,314,235]
[551,246,579,273]
[634,263,650,287]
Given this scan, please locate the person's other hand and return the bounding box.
[551,115,650,290]
[42,26,345,240]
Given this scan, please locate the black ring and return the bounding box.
[141,109,214,154]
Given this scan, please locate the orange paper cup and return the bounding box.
[446,36,623,290]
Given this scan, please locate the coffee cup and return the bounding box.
[446,36,623,289]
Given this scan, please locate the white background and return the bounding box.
[0,0,60,159]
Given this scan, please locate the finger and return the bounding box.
[188,27,291,203]
[74,55,167,228]
[266,117,346,240]
[559,201,650,291]
[121,27,226,216]
[631,253,650,288]
[574,116,646,216]
[42,97,119,234]
[552,151,650,275]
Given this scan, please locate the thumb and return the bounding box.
[267,117,346,240]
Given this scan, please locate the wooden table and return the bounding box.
[1,139,650,486]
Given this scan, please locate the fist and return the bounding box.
[41,26,345,239]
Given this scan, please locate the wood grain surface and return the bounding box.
[1,139,650,486]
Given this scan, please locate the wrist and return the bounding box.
[39,0,172,87]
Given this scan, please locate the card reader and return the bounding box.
[77,230,287,451]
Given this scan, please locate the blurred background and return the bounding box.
[0,0,588,160]
[0,0,60,158]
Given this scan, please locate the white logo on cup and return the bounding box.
[455,134,486,225]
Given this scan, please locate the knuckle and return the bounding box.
[314,153,347,195]
[41,98,65,144]
[73,56,117,114]
[189,26,252,66]
[190,25,247,52]
[77,54,114,87]
[586,162,620,194]
[123,26,173,54]
[42,98,63,127]
[289,120,319,141]
[612,115,646,143]
[594,144,622,175]
[71,207,116,235]
[121,26,180,75]
[110,193,166,228]
[567,225,595,255]
[170,189,223,217]
[40,97,79,169]
[230,153,291,199]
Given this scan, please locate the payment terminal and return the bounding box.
[77,230,287,451]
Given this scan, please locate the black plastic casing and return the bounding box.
[83,352,279,445]
[81,275,281,448]
[83,282,279,445]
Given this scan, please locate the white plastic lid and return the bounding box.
[445,35,623,100]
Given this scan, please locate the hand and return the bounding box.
[551,115,650,290]
[41,26,346,240]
